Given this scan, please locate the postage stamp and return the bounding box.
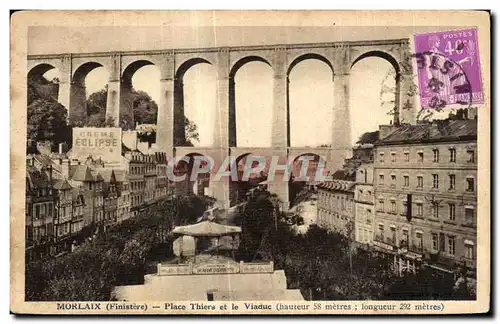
[414,28,484,109]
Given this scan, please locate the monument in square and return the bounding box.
[112,217,303,301]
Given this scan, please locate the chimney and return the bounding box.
[468,107,478,120]
[61,158,70,179]
[379,125,397,140]
[58,142,69,155]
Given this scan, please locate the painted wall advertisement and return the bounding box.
[72,127,122,162]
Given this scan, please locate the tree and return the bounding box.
[183,117,200,146]
[236,189,278,260]
[28,75,59,105]
[356,131,380,145]
[27,75,71,146]
[85,88,200,145]
[132,90,158,125]
[27,99,71,145]
[86,88,108,117]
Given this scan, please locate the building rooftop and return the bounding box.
[318,179,356,192]
[26,166,51,189]
[377,119,477,145]
[34,154,53,167]
[90,170,104,182]
[53,178,72,191]
[96,168,116,183]
[330,169,356,182]
[113,169,128,183]
[70,165,94,182]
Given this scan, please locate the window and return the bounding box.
[391,201,397,213]
[404,152,410,162]
[432,174,439,188]
[447,236,455,255]
[35,205,40,219]
[402,201,408,215]
[465,207,475,226]
[416,232,423,249]
[416,203,423,216]
[391,175,396,186]
[467,150,475,163]
[404,176,409,187]
[378,199,385,212]
[449,148,456,162]
[379,174,384,185]
[378,224,384,232]
[466,177,475,192]
[379,152,385,163]
[433,149,440,162]
[417,176,424,188]
[432,203,439,218]
[391,152,396,162]
[401,229,409,247]
[432,233,439,251]
[464,241,474,259]
[448,174,456,190]
[448,203,456,221]
[418,152,424,162]
[390,226,396,244]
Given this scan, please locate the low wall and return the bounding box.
[157,261,274,276]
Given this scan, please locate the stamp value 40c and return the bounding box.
[414,28,484,109]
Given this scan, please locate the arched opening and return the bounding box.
[229,56,273,147]
[287,54,334,147]
[182,63,216,147]
[174,152,211,196]
[350,51,399,146]
[72,62,109,126]
[28,63,60,105]
[174,58,214,147]
[288,153,322,208]
[121,60,160,135]
[229,153,268,206]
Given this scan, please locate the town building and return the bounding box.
[122,149,146,217]
[101,169,119,230]
[53,178,74,256]
[25,129,176,260]
[143,154,157,205]
[354,161,375,245]
[373,119,477,277]
[317,171,356,235]
[70,189,85,248]
[25,162,55,260]
[115,170,131,223]
[155,152,169,199]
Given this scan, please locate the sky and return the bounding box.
[31,26,433,147]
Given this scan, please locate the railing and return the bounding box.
[156,261,274,276]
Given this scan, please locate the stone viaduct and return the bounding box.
[27,39,416,209]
